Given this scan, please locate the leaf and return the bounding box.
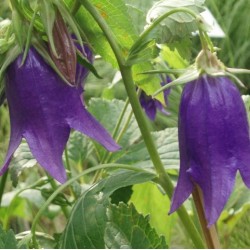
[124,0,155,34]
[67,131,93,165]
[160,43,190,69]
[65,0,164,102]
[158,85,182,128]
[9,141,37,187]
[226,209,250,248]
[130,182,176,244]
[68,0,137,67]
[88,98,141,160]
[242,95,250,124]
[60,170,156,248]
[126,40,159,66]
[146,0,205,43]
[0,224,25,249]
[117,128,180,170]
[104,203,168,249]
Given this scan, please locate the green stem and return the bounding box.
[92,98,131,182]
[79,1,205,248]
[31,163,151,248]
[100,97,130,164]
[105,107,134,164]
[46,174,69,218]
[0,170,8,206]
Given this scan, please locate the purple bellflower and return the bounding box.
[140,77,171,120]
[169,75,250,226]
[0,47,120,183]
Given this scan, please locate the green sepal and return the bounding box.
[12,9,25,49]
[54,0,84,49]
[76,49,102,79]
[0,78,5,107]
[19,0,44,32]
[21,7,39,65]
[32,36,72,86]
[153,67,200,97]
[126,40,160,66]
[0,45,21,83]
[0,19,15,54]
[39,0,57,57]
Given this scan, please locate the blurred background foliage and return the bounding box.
[0,0,250,248]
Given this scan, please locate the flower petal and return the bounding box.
[3,47,119,182]
[170,75,250,225]
[23,126,69,183]
[67,105,120,152]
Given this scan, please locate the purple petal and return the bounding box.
[67,106,120,152]
[170,75,250,225]
[139,91,157,120]
[1,47,119,183]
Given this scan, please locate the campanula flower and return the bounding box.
[169,75,250,226]
[0,47,120,183]
[140,77,171,120]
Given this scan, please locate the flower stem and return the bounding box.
[192,186,221,248]
[46,174,69,218]
[79,1,205,248]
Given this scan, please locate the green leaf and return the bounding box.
[69,0,137,67]
[160,43,190,69]
[88,98,141,160]
[67,131,93,165]
[0,224,25,249]
[130,182,176,243]
[9,141,37,187]
[118,128,180,170]
[104,203,168,248]
[242,95,250,124]
[125,0,155,34]
[146,0,205,43]
[60,170,156,248]
[39,0,56,56]
[66,0,164,102]
[126,40,159,66]
[157,85,182,128]
[226,209,250,248]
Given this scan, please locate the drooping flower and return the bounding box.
[139,77,171,120]
[0,47,120,183]
[169,75,250,226]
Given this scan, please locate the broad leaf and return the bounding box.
[0,224,25,249]
[146,0,205,43]
[60,170,155,248]
[105,203,168,248]
[226,209,250,248]
[130,182,176,243]
[242,95,250,123]
[125,0,155,34]
[117,128,180,170]
[65,0,164,101]
[67,131,93,165]
[88,98,141,161]
[9,141,37,187]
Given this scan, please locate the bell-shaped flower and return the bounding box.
[139,77,171,120]
[0,47,120,183]
[169,75,250,226]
